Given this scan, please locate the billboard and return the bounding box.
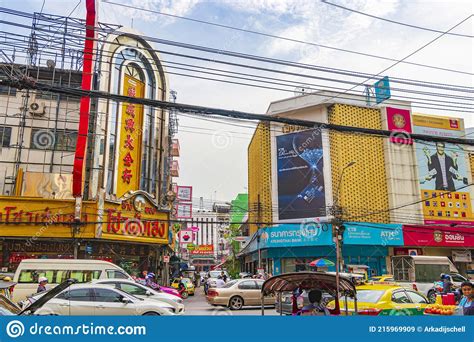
[403,225,474,247]
[176,186,192,202]
[276,129,326,220]
[190,244,214,255]
[413,114,473,225]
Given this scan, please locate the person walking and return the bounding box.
[37,277,48,294]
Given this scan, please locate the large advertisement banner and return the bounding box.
[403,225,474,247]
[276,129,326,220]
[413,114,473,225]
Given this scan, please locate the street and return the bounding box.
[183,287,279,316]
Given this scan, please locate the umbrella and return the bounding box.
[308,258,335,268]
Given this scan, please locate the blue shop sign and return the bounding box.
[260,223,333,248]
[343,222,404,246]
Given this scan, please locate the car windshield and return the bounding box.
[221,280,238,288]
[209,271,226,278]
[181,278,191,284]
[345,290,385,303]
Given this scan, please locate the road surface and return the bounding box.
[183,287,279,316]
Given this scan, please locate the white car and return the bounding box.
[93,279,185,314]
[34,284,176,316]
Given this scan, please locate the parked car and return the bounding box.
[92,279,185,314]
[171,278,195,295]
[12,259,132,302]
[206,279,274,310]
[426,273,469,303]
[327,283,429,316]
[27,283,176,316]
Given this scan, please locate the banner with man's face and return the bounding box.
[413,114,473,225]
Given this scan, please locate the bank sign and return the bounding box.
[343,223,404,246]
[260,224,333,248]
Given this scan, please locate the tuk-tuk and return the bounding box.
[260,272,358,316]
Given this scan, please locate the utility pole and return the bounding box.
[257,194,262,273]
[331,161,356,302]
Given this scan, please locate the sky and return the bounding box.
[1,0,473,207]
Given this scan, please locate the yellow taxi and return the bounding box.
[171,278,195,295]
[327,283,429,316]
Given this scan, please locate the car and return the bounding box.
[426,273,468,303]
[92,279,185,314]
[327,284,429,316]
[28,283,176,316]
[239,272,252,279]
[206,279,274,310]
[171,278,195,295]
[205,270,230,288]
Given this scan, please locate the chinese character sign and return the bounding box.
[117,75,144,198]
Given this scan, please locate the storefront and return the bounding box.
[238,222,403,276]
[0,191,170,279]
[402,224,474,276]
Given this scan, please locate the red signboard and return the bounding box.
[403,225,474,247]
[386,107,412,144]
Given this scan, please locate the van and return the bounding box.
[12,259,132,302]
[391,255,462,299]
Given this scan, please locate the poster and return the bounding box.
[276,129,326,220]
[413,114,473,225]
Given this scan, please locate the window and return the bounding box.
[106,270,129,279]
[18,270,55,283]
[0,85,16,96]
[392,291,411,304]
[93,288,124,302]
[451,274,467,283]
[119,284,148,296]
[30,128,77,151]
[255,281,264,290]
[0,127,12,147]
[62,288,93,302]
[69,270,102,283]
[406,291,428,304]
[238,281,257,290]
[221,280,238,289]
[346,290,385,303]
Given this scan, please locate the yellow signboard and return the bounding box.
[0,197,95,238]
[100,194,169,245]
[412,114,463,131]
[117,75,144,198]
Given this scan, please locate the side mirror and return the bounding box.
[121,297,132,304]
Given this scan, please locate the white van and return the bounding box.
[12,259,132,302]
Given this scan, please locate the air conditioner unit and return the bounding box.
[29,102,46,116]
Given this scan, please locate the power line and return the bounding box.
[101,0,474,76]
[322,0,474,38]
[321,14,474,106]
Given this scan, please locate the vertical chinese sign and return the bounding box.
[117,75,144,198]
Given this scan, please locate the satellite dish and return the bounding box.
[46,60,56,69]
[294,86,309,96]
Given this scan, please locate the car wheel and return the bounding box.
[427,291,437,304]
[143,312,160,316]
[229,296,244,310]
[181,291,189,299]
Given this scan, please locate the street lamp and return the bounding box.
[332,161,356,311]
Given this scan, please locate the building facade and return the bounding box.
[241,91,474,277]
[0,12,177,280]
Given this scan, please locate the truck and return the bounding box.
[391,256,468,302]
